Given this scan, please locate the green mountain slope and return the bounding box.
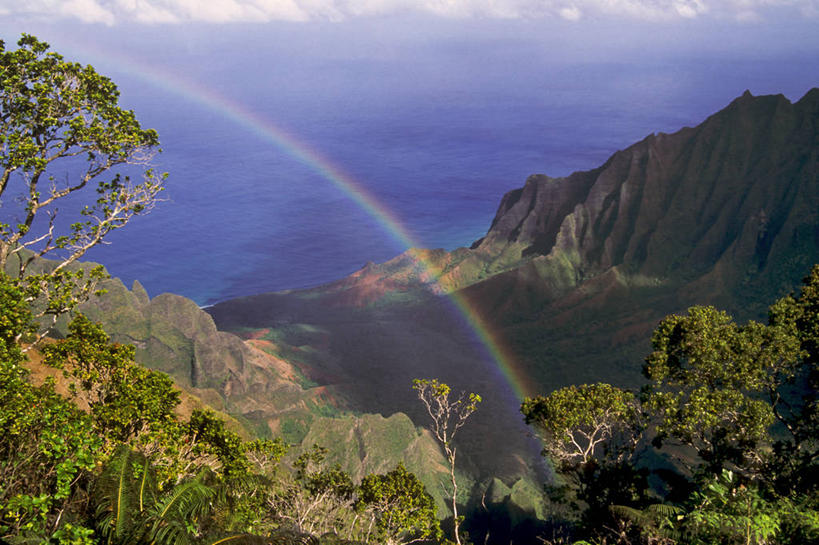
[207,89,819,482]
[68,89,819,531]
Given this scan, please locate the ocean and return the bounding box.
[24,20,814,306]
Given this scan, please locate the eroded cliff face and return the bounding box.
[76,277,343,437]
[316,89,818,313]
[208,88,818,471]
[72,89,819,507]
[446,89,819,313]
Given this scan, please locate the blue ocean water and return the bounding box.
[19,21,815,306]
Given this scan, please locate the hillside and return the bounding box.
[71,274,458,512]
[207,88,819,478]
[70,89,819,531]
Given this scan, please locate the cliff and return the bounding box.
[207,88,819,478]
[458,88,819,316]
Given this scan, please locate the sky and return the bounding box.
[0,0,817,24]
[1,0,818,303]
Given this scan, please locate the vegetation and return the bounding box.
[522,266,819,544]
[0,34,441,545]
[0,271,446,544]
[413,378,481,545]
[2,32,818,545]
[0,34,165,337]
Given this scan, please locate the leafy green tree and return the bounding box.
[244,438,289,475]
[522,269,819,544]
[642,305,802,476]
[211,439,289,535]
[357,464,441,545]
[42,314,180,444]
[521,383,648,535]
[259,444,359,538]
[186,409,252,478]
[522,383,643,468]
[1,33,165,333]
[767,265,819,495]
[0,273,100,543]
[412,378,480,545]
[39,315,258,485]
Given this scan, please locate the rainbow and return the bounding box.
[57,39,538,404]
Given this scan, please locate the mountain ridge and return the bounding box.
[71,88,819,515]
[206,88,819,479]
[309,88,818,320]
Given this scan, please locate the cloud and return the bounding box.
[0,0,814,24]
[2,0,116,24]
[674,0,708,18]
[559,5,582,20]
[65,0,116,23]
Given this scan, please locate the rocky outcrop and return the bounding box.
[286,89,819,320]
[464,89,819,304]
[207,89,819,484]
[76,277,344,440]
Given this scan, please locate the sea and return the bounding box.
[11,19,817,306]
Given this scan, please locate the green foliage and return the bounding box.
[244,437,289,474]
[642,305,801,474]
[43,314,181,446]
[50,523,96,545]
[0,272,37,359]
[0,33,164,276]
[522,383,643,468]
[522,383,650,540]
[0,274,101,542]
[92,445,221,545]
[766,265,819,496]
[523,266,819,544]
[608,503,682,544]
[267,444,359,536]
[676,470,806,545]
[188,409,251,477]
[1,33,166,343]
[412,378,480,545]
[357,464,441,545]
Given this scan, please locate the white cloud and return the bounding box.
[559,5,582,20]
[122,0,181,23]
[674,0,708,17]
[65,0,116,23]
[2,0,116,24]
[0,0,814,24]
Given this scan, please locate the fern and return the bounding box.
[91,446,243,545]
[144,471,216,545]
[204,534,270,545]
[93,445,149,544]
[610,503,682,542]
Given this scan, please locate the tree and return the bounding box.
[642,305,802,476]
[42,314,181,445]
[412,378,480,545]
[0,273,100,543]
[520,271,819,544]
[521,383,643,468]
[357,464,441,545]
[767,265,819,495]
[521,383,648,534]
[0,34,165,332]
[265,444,358,537]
